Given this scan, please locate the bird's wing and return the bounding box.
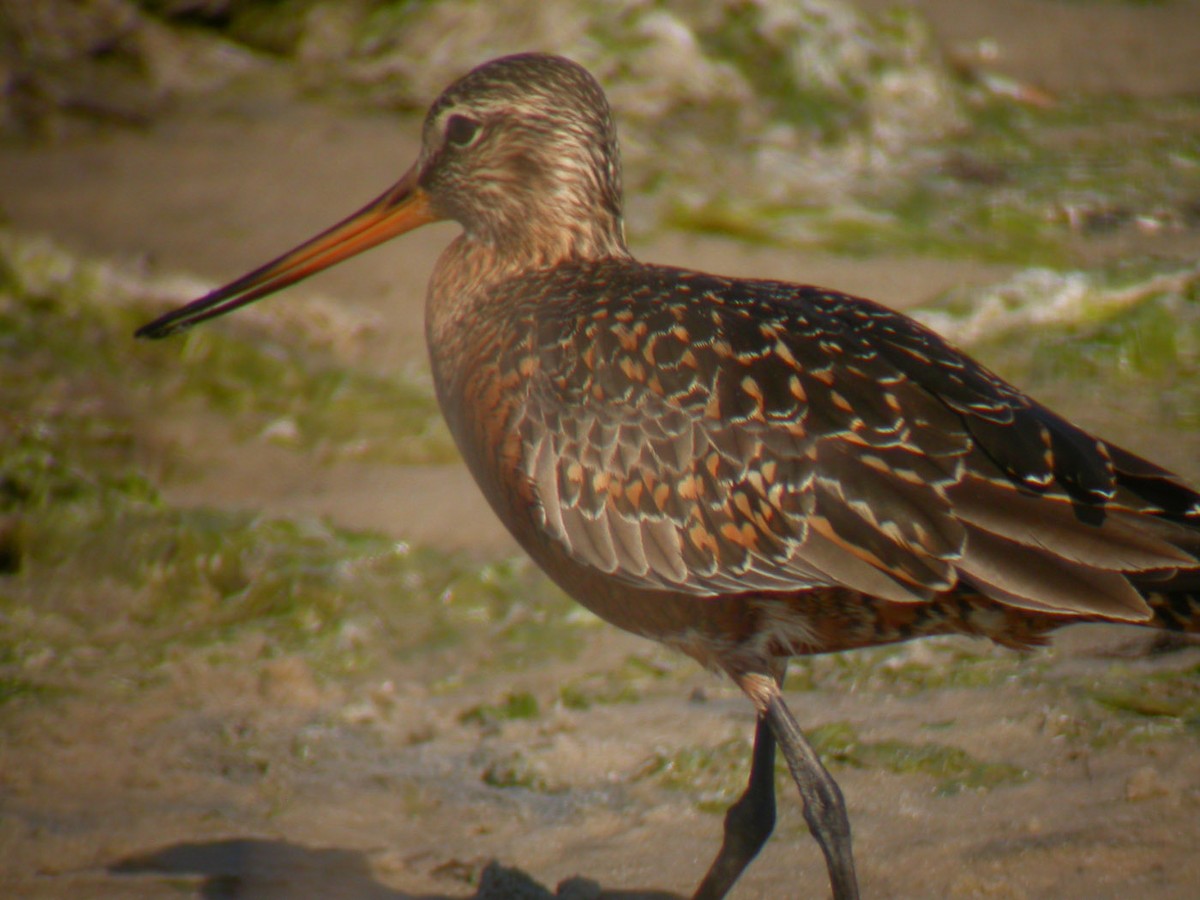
[516,270,1200,620]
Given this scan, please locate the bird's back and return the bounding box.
[432,255,1200,662]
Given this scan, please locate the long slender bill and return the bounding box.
[135,167,437,339]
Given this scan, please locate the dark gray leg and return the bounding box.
[692,714,777,900]
[766,690,859,900]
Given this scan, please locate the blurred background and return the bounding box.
[2,2,1199,897]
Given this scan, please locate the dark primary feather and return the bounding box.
[497,259,1200,621]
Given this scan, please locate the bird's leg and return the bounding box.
[734,672,860,900]
[691,713,777,900]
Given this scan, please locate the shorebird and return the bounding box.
[138,53,1200,899]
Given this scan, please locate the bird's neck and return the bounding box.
[426,219,627,339]
[423,234,531,405]
[466,196,629,271]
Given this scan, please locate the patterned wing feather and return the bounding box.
[512,264,1200,619]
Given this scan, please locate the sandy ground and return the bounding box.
[2,2,1200,898]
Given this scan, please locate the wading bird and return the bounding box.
[138,53,1200,899]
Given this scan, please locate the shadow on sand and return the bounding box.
[109,837,685,900]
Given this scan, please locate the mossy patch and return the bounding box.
[479,750,558,792]
[639,716,1029,813]
[785,639,1034,696]
[637,736,752,814]
[665,87,1200,264]
[1084,662,1200,731]
[459,690,541,726]
[559,654,672,710]
[809,721,1030,796]
[0,231,456,469]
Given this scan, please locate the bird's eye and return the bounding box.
[445,114,481,147]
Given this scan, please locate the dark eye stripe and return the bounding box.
[445,114,481,146]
